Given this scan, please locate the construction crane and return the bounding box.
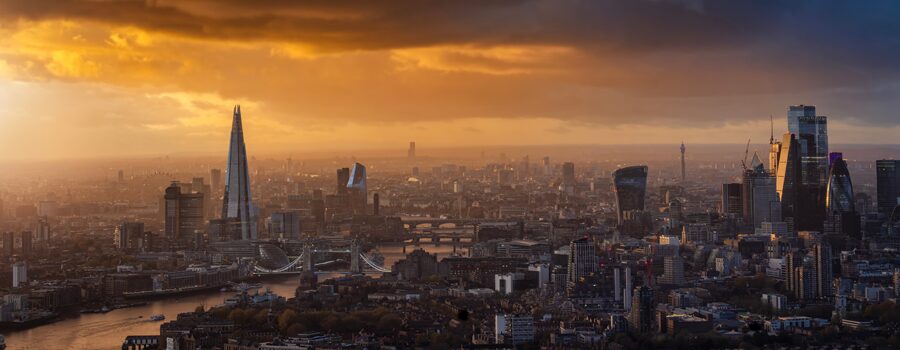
[740,138,751,170]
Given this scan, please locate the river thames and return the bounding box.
[1,243,460,350]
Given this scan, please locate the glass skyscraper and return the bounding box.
[347,162,368,214]
[787,105,828,230]
[613,166,648,225]
[221,105,256,240]
[876,159,900,216]
[787,105,816,136]
[825,156,854,214]
[742,153,781,229]
[776,133,800,232]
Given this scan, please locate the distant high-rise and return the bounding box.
[269,211,301,240]
[769,115,782,173]
[561,162,576,195]
[117,169,124,182]
[787,105,816,136]
[408,141,416,159]
[680,142,686,182]
[210,169,222,195]
[824,155,860,238]
[221,105,256,240]
[826,156,855,214]
[347,162,368,214]
[613,166,648,225]
[659,256,685,285]
[336,168,350,196]
[742,153,780,229]
[627,285,654,334]
[165,182,204,245]
[567,237,597,284]
[776,133,801,232]
[876,160,900,216]
[373,193,380,216]
[1,232,12,257]
[721,183,743,216]
[814,244,833,298]
[788,105,828,230]
[12,262,26,289]
[117,221,144,251]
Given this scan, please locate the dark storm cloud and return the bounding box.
[4,0,900,127]
[0,0,804,51]
[3,0,899,72]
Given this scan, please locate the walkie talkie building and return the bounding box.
[613,166,648,225]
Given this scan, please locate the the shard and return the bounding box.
[222,105,256,240]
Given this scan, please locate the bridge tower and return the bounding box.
[303,243,314,273]
[350,239,362,273]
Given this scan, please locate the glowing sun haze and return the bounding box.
[1,0,900,161]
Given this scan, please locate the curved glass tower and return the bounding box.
[613,166,648,225]
[222,105,256,240]
[825,156,854,214]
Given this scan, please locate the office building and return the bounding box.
[613,166,649,225]
[787,105,817,137]
[877,160,900,216]
[681,223,712,245]
[407,141,416,159]
[769,115,782,173]
[12,262,26,289]
[336,167,350,206]
[567,237,597,284]
[659,256,685,285]
[2,231,13,257]
[627,286,654,334]
[208,218,244,243]
[743,153,781,229]
[35,217,50,246]
[210,168,221,196]
[826,156,855,214]
[721,183,743,216]
[495,314,534,345]
[786,251,816,300]
[624,266,633,311]
[788,105,829,230]
[814,244,833,298]
[561,162,576,195]
[20,231,32,256]
[165,182,205,245]
[191,177,212,219]
[222,105,257,240]
[680,142,686,182]
[117,221,144,251]
[347,162,368,214]
[776,133,801,232]
[269,211,301,240]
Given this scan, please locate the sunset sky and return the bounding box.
[1,0,899,161]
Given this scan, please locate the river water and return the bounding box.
[1,244,460,350]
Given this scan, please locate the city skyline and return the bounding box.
[3,1,900,160]
[2,2,900,349]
